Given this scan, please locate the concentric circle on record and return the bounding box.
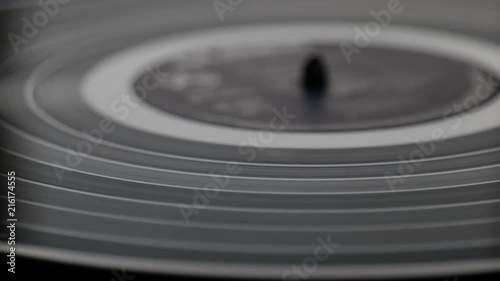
[83,23,500,149]
[1,0,500,279]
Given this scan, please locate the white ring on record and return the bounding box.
[81,23,500,149]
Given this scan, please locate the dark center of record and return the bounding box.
[134,43,499,132]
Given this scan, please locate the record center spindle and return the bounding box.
[302,54,329,99]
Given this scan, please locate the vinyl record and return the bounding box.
[1,0,500,279]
